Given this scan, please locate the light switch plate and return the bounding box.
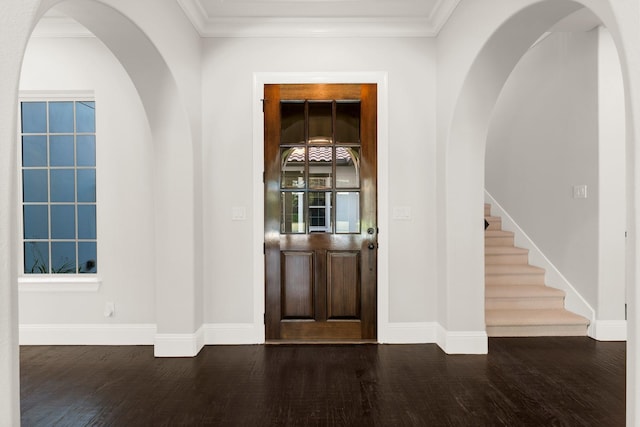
[392,206,412,220]
[573,185,588,199]
[232,207,247,220]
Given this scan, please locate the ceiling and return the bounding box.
[176,0,461,37]
[34,1,601,39]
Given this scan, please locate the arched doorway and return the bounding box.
[438,0,638,423]
[1,0,199,423]
[485,14,627,339]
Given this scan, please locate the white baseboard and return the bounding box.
[154,325,205,357]
[379,322,488,354]
[19,323,156,345]
[436,325,488,354]
[379,322,437,344]
[204,323,262,344]
[19,322,490,355]
[590,320,627,341]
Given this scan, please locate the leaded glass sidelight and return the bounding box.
[279,99,362,235]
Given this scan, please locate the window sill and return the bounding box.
[18,276,101,292]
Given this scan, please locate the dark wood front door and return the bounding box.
[264,83,377,342]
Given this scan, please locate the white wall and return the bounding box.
[201,37,438,325]
[597,26,626,324]
[486,30,600,307]
[18,36,156,326]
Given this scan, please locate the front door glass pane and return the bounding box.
[308,146,332,189]
[336,192,360,233]
[309,191,332,233]
[336,147,359,188]
[281,191,305,233]
[336,101,360,144]
[308,102,332,142]
[281,147,305,188]
[281,102,305,144]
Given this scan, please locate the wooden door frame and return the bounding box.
[252,72,389,343]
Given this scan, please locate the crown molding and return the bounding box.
[428,0,461,35]
[31,1,461,39]
[178,0,460,38]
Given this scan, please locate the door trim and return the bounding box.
[253,72,389,343]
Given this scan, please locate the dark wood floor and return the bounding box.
[20,337,625,426]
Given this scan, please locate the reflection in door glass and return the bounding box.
[336,147,359,188]
[336,101,360,144]
[336,192,360,233]
[281,147,305,188]
[281,102,305,144]
[309,191,332,233]
[308,146,332,189]
[278,98,363,235]
[281,191,305,233]
[308,102,332,142]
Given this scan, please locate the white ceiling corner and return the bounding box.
[177,0,461,38]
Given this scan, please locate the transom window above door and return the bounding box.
[279,100,361,234]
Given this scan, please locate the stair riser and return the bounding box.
[486,325,588,337]
[485,255,529,265]
[485,218,502,230]
[485,297,565,310]
[485,237,514,247]
[485,274,545,285]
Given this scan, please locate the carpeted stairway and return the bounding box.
[484,203,590,337]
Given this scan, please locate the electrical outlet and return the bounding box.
[104,302,115,318]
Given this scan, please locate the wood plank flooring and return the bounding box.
[20,337,625,426]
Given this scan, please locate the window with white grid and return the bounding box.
[21,99,97,274]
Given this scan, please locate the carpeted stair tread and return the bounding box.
[485,246,529,255]
[486,284,565,298]
[485,230,514,237]
[485,308,589,326]
[485,264,545,275]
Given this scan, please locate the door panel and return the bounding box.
[264,83,377,342]
[281,251,314,319]
[327,251,360,319]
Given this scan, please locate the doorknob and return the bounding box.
[368,242,376,250]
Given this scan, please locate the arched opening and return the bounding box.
[14,0,200,373]
[485,10,627,340]
[17,6,157,332]
[29,1,200,354]
[441,0,636,422]
[2,1,201,421]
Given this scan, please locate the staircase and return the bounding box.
[484,203,590,337]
